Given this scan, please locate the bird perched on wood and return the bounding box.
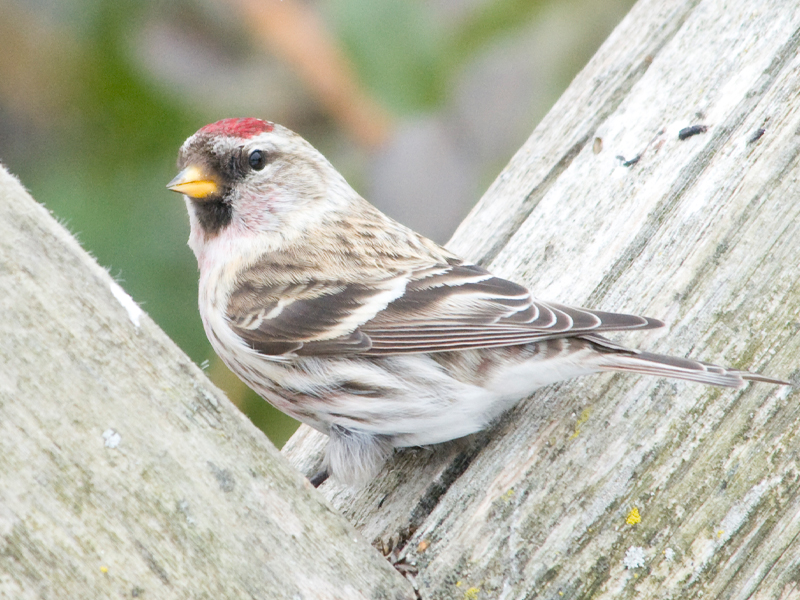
[167,117,786,486]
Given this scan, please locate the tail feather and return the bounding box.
[598,350,788,388]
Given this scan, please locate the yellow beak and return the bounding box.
[166,165,219,199]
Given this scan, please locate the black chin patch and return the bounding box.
[192,197,232,235]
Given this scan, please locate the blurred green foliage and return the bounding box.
[326,0,550,113]
[327,0,446,111]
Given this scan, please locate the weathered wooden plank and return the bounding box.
[284,0,800,598]
[0,168,415,599]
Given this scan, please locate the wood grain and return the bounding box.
[0,168,414,599]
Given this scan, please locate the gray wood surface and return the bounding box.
[284,0,800,597]
[0,168,415,599]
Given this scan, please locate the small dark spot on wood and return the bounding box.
[714,241,729,261]
[542,565,560,583]
[617,154,641,167]
[309,469,329,487]
[207,461,236,492]
[748,128,765,144]
[678,125,708,140]
[134,541,170,585]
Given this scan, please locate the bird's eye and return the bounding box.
[248,149,267,171]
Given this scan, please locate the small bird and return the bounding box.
[168,117,786,486]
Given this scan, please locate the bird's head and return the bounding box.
[168,118,353,246]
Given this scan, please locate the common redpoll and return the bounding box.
[168,118,786,486]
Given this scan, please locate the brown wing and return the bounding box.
[227,261,663,357]
[358,264,663,354]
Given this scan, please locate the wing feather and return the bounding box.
[227,260,663,357]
